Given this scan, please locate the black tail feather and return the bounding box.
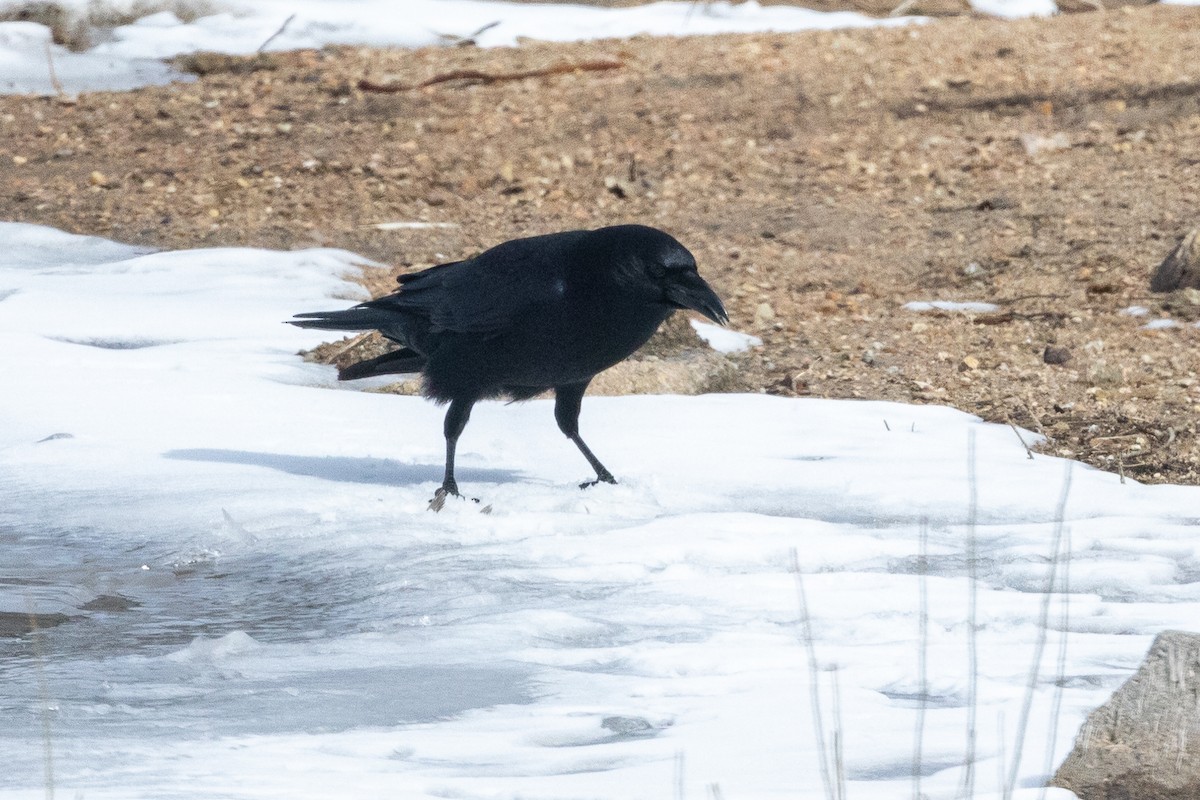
[289,307,397,332]
[338,348,425,381]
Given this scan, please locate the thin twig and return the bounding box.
[435,20,501,46]
[675,750,686,800]
[831,667,847,800]
[26,597,55,800]
[995,293,1066,306]
[367,221,460,231]
[1039,525,1072,800]
[357,59,623,93]
[43,40,64,99]
[913,518,929,800]
[791,548,836,800]
[996,711,1008,797]
[959,430,979,799]
[1008,421,1035,460]
[1005,463,1074,800]
[257,13,296,53]
[323,332,374,362]
[1019,394,1049,442]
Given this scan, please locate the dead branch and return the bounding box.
[357,59,623,93]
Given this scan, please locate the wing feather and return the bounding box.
[370,231,588,336]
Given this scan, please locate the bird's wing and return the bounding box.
[374,234,583,336]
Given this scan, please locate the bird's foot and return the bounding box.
[428,486,456,512]
[428,486,482,512]
[579,472,617,490]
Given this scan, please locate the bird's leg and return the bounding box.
[554,382,616,489]
[430,397,474,511]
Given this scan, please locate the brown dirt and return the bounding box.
[3,5,1200,484]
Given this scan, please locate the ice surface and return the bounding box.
[2,221,1199,799]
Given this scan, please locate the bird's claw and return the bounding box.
[428,486,482,512]
[579,474,617,490]
[428,489,447,512]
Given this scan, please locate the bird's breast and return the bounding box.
[497,301,669,385]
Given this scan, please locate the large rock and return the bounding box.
[1051,630,1200,800]
[1151,229,1200,292]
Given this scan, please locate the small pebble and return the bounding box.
[1043,345,1072,365]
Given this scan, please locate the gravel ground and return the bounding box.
[3,5,1200,483]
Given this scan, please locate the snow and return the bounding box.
[691,319,762,353]
[0,0,920,96]
[1141,318,1180,330]
[970,0,1056,18]
[0,20,186,95]
[2,221,1199,799]
[2,0,1200,795]
[5,0,1197,97]
[1119,305,1150,317]
[905,300,1003,314]
[5,0,1200,97]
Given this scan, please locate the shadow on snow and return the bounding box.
[164,448,522,486]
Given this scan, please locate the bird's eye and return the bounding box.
[648,262,667,280]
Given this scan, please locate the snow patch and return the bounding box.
[905,300,1002,313]
[690,319,761,353]
[2,221,1199,798]
[1142,318,1180,330]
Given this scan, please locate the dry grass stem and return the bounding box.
[1004,462,1074,800]
[791,548,836,800]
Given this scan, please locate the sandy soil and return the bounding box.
[3,5,1200,483]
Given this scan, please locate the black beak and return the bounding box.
[664,271,729,326]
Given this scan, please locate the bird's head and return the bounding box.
[599,225,729,326]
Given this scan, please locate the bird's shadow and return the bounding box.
[163,449,521,487]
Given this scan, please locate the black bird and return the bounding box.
[290,224,727,503]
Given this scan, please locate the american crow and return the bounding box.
[291,224,727,503]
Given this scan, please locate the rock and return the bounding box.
[1151,228,1200,292]
[754,302,775,326]
[589,349,740,395]
[1051,630,1200,800]
[0,611,71,637]
[80,594,140,612]
[1087,360,1125,387]
[1043,345,1072,365]
[1019,132,1071,156]
[959,355,980,371]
